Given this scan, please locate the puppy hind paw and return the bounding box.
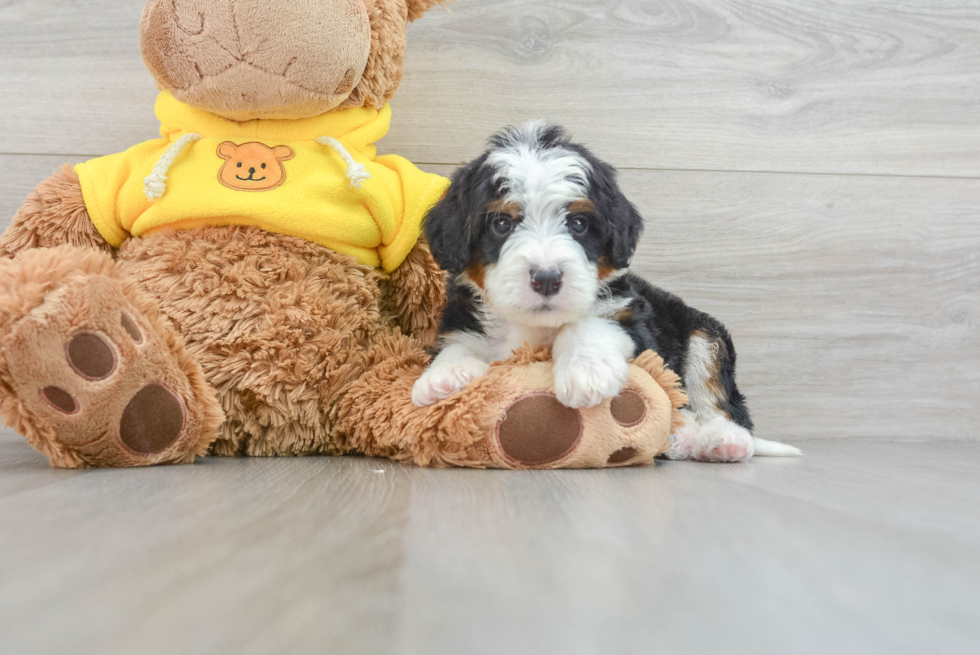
[662,413,700,460]
[690,417,754,462]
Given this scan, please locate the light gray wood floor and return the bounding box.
[1,431,979,655]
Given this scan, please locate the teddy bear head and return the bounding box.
[140,0,445,121]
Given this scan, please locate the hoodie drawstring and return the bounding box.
[144,133,370,199]
[317,136,371,188]
[143,133,203,201]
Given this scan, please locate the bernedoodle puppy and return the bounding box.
[413,122,800,462]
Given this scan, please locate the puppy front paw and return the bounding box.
[412,357,490,406]
[553,354,630,409]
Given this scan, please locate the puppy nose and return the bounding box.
[530,268,563,297]
[249,167,256,175]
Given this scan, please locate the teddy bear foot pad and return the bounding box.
[495,391,653,467]
[479,360,675,469]
[4,271,219,468]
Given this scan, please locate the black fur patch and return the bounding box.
[565,141,644,269]
[424,151,500,275]
[438,278,486,336]
[605,274,753,431]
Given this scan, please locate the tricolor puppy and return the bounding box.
[413,122,800,462]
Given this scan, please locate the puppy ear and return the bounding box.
[580,150,644,270]
[607,195,644,269]
[424,159,481,275]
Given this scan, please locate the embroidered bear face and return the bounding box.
[217,141,295,192]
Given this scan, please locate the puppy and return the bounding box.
[412,122,800,462]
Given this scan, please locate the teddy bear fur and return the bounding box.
[0,0,685,469]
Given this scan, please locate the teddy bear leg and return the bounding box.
[0,246,224,468]
[335,338,685,470]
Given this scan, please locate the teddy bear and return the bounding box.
[0,0,685,470]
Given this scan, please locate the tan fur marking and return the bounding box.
[597,256,617,280]
[487,200,521,219]
[465,262,486,289]
[567,199,595,214]
[690,330,731,420]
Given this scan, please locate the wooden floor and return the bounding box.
[1,1,979,652]
[0,431,978,654]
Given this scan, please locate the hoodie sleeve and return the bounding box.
[373,154,450,273]
[74,139,168,247]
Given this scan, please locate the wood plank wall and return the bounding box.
[0,0,977,442]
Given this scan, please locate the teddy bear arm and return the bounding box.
[0,164,112,259]
[379,237,447,346]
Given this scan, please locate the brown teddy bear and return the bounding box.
[0,0,685,470]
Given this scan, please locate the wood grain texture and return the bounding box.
[2,155,977,442]
[392,0,980,176]
[2,2,979,653]
[1,432,979,655]
[1,0,979,177]
[0,431,413,655]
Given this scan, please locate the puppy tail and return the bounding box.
[753,437,803,457]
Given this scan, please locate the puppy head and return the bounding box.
[425,121,643,327]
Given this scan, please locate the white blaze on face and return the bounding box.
[483,122,599,328]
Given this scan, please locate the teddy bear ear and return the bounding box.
[405,0,449,22]
[273,146,296,162]
[217,142,237,160]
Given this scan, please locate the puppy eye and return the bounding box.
[489,215,516,237]
[237,162,242,168]
[261,163,267,169]
[568,215,589,235]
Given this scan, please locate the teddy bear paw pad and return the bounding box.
[5,275,212,467]
[489,366,673,470]
[496,394,584,467]
[118,384,186,454]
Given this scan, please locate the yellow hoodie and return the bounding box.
[75,92,449,272]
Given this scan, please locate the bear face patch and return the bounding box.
[217,141,295,192]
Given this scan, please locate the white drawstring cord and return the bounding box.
[316,136,371,188]
[145,134,370,198]
[143,133,203,200]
